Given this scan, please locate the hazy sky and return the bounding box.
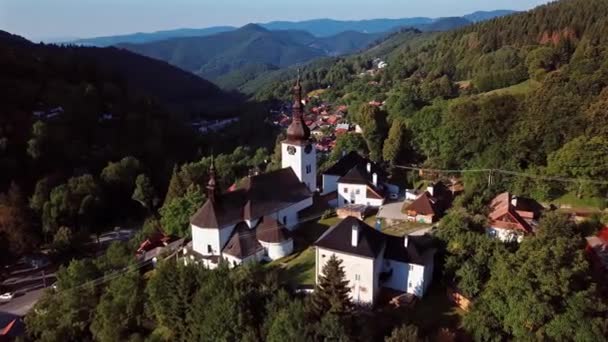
[1,0,552,41]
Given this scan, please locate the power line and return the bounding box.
[394,165,608,185]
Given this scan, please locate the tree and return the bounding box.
[146,260,205,341]
[309,254,352,318]
[159,185,205,237]
[27,120,49,160]
[100,156,142,188]
[90,273,145,342]
[30,177,53,214]
[546,135,608,198]
[265,296,310,342]
[383,119,409,165]
[354,104,389,162]
[163,164,187,207]
[329,133,368,163]
[132,174,158,211]
[385,324,423,342]
[464,214,608,340]
[0,183,37,264]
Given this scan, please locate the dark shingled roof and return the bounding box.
[324,151,386,178]
[404,192,438,216]
[315,217,435,264]
[384,235,434,264]
[257,216,292,243]
[222,222,264,259]
[191,168,312,229]
[315,216,385,259]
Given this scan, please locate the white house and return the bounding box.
[321,152,398,208]
[314,217,435,305]
[186,77,315,268]
[486,192,544,243]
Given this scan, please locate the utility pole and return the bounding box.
[488,170,494,187]
[42,269,47,288]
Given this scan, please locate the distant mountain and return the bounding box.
[69,26,236,47]
[417,17,472,32]
[117,24,383,88]
[64,10,515,47]
[463,10,517,23]
[260,18,433,37]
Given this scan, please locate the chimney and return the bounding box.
[342,150,347,157]
[372,173,378,187]
[366,162,372,174]
[404,235,409,248]
[351,223,359,247]
[511,195,518,208]
[427,183,434,197]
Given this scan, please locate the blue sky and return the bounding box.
[1,0,552,41]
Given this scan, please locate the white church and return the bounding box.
[185,78,317,268]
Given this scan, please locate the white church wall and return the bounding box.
[192,223,235,256]
[260,239,294,260]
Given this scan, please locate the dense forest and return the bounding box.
[0,31,278,266]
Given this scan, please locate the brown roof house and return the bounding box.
[322,151,399,208]
[403,182,452,224]
[314,217,436,305]
[186,78,313,268]
[486,192,544,243]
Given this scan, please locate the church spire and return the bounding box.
[286,71,310,144]
[207,157,218,203]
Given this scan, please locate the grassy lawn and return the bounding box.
[382,220,431,237]
[270,216,341,286]
[551,192,607,210]
[484,79,540,97]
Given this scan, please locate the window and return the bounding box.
[344,199,348,205]
[409,265,414,271]
[408,282,412,288]
[321,254,326,258]
[355,189,361,195]
[306,164,312,174]
[283,216,287,225]
[355,274,361,281]
[207,245,212,254]
[343,187,348,193]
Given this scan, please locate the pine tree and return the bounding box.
[309,254,352,318]
[132,174,158,211]
[382,119,408,165]
[163,164,186,207]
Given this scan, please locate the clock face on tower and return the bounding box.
[304,144,313,154]
[287,146,296,155]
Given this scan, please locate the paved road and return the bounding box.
[1,264,56,317]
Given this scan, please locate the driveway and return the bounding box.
[377,200,408,221]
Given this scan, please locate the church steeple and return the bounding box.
[207,157,218,203]
[286,71,310,144]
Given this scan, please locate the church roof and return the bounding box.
[190,168,312,229]
[285,77,311,144]
[256,216,292,243]
[222,222,264,259]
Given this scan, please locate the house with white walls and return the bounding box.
[314,217,436,305]
[486,192,544,243]
[403,182,453,224]
[185,77,314,268]
[322,151,399,208]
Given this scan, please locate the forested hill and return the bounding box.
[259,0,608,202]
[117,24,385,89]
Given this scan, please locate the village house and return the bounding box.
[185,78,316,268]
[314,217,436,305]
[403,182,453,224]
[486,192,544,243]
[321,151,399,208]
[586,227,608,292]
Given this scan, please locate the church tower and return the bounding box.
[282,75,317,193]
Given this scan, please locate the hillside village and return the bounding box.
[3,0,608,340]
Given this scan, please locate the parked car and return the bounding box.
[0,292,14,302]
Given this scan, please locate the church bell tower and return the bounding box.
[282,74,317,193]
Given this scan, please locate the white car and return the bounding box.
[0,292,14,302]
